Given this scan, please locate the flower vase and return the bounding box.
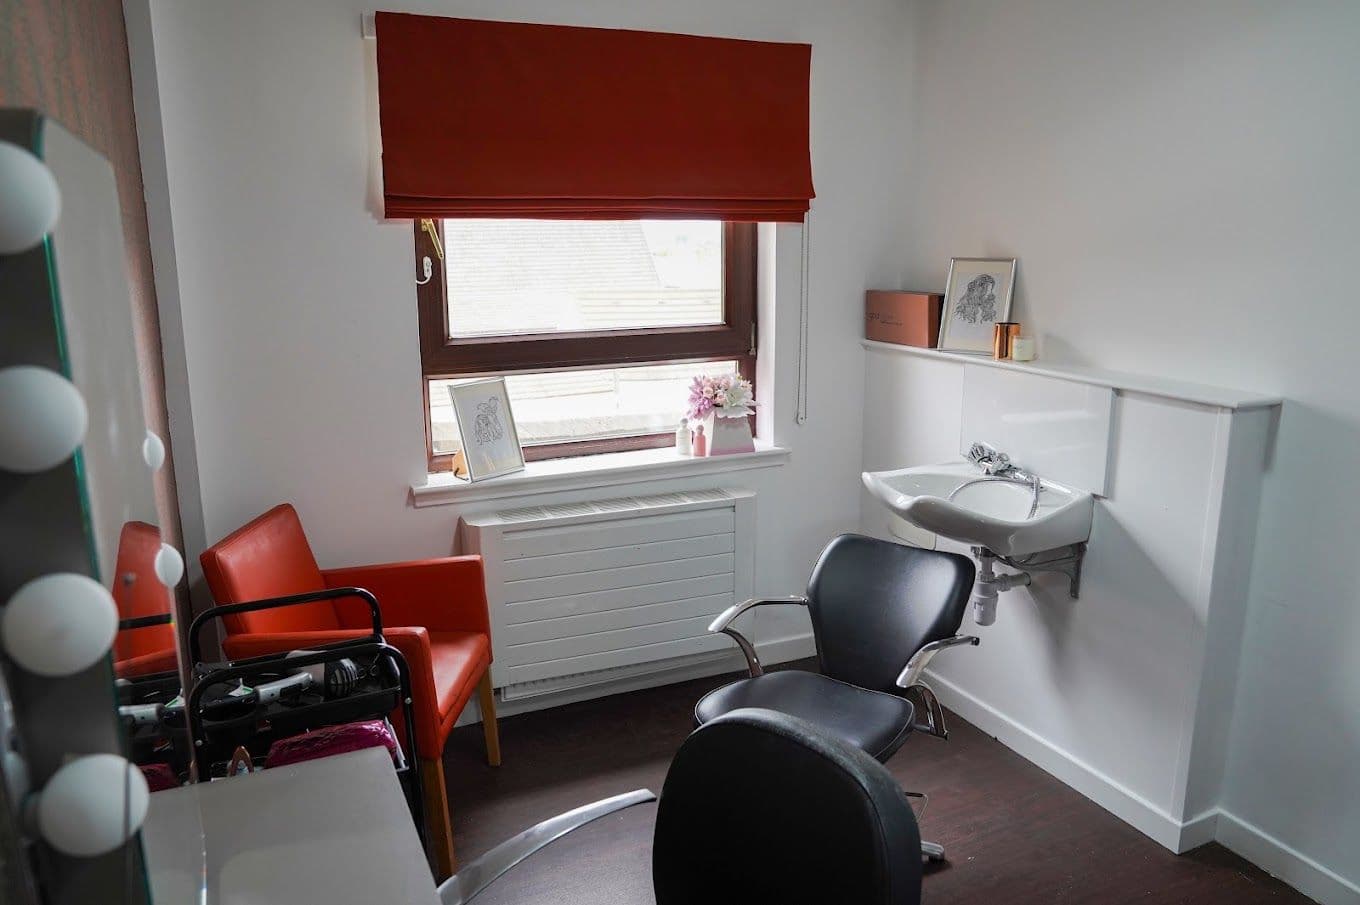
[701,412,755,456]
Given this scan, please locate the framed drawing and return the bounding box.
[447,377,526,481]
[938,257,1017,354]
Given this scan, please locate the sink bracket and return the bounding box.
[997,542,1087,599]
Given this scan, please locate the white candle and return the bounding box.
[1011,337,1036,361]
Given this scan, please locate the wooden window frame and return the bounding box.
[418,220,758,471]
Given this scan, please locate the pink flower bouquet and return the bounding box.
[686,374,755,422]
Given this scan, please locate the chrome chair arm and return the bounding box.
[894,635,979,690]
[893,636,979,741]
[437,789,656,905]
[707,596,810,678]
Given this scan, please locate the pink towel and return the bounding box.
[266,720,400,769]
[140,763,179,793]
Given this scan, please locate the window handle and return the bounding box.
[419,218,445,261]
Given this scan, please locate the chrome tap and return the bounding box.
[961,442,1043,516]
[966,442,1012,476]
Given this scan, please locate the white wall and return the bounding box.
[127,0,915,655]
[899,1,1360,899]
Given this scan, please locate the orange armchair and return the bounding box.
[199,503,499,878]
[111,521,180,679]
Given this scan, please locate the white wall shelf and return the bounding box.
[862,341,1281,412]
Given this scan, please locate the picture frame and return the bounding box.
[938,257,1017,354]
[446,377,526,482]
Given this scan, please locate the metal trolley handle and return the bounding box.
[187,586,383,667]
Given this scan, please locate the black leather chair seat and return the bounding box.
[694,671,916,762]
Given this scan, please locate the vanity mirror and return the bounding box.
[1,108,188,905]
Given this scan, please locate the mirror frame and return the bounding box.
[0,108,155,905]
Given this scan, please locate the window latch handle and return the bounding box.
[419,218,445,261]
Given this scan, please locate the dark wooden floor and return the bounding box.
[443,662,1311,904]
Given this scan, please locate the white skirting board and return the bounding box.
[454,632,818,727]
[923,670,1209,852]
[928,670,1360,904]
[1216,811,1360,905]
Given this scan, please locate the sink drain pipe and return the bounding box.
[969,547,1031,626]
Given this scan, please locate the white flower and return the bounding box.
[714,378,755,417]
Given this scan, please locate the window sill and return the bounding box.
[410,442,790,508]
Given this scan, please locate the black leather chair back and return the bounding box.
[653,708,922,905]
[807,534,975,695]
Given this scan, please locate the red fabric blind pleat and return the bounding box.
[375,13,814,221]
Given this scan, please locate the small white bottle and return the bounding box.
[675,419,693,456]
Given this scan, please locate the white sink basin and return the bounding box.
[862,461,1093,557]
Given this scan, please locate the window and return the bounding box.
[417,219,756,470]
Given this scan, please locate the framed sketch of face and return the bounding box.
[938,258,1017,354]
[447,377,526,481]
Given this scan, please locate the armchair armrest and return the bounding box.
[322,556,490,636]
[894,635,980,690]
[437,789,656,905]
[707,596,809,678]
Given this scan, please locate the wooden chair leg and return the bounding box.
[419,757,456,880]
[478,672,502,767]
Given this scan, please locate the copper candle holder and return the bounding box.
[992,322,1021,359]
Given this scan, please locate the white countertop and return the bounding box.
[141,747,439,905]
[862,340,1282,411]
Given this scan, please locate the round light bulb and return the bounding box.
[154,544,184,588]
[0,366,88,473]
[37,754,148,857]
[142,429,166,471]
[0,141,61,254]
[2,574,117,677]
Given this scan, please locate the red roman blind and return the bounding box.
[375,13,814,221]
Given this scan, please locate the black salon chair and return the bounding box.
[695,533,978,860]
[437,707,922,905]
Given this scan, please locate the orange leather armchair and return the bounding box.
[111,521,180,679]
[199,503,499,878]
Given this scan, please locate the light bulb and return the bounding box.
[0,141,61,254]
[37,754,148,857]
[2,574,117,677]
[154,544,184,588]
[0,366,88,473]
[142,429,166,471]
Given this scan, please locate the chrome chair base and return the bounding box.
[438,789,656,905]
[904,790,946,862]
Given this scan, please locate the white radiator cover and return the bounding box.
[460,488,755,699]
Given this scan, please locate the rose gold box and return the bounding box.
[865,291,943,348]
